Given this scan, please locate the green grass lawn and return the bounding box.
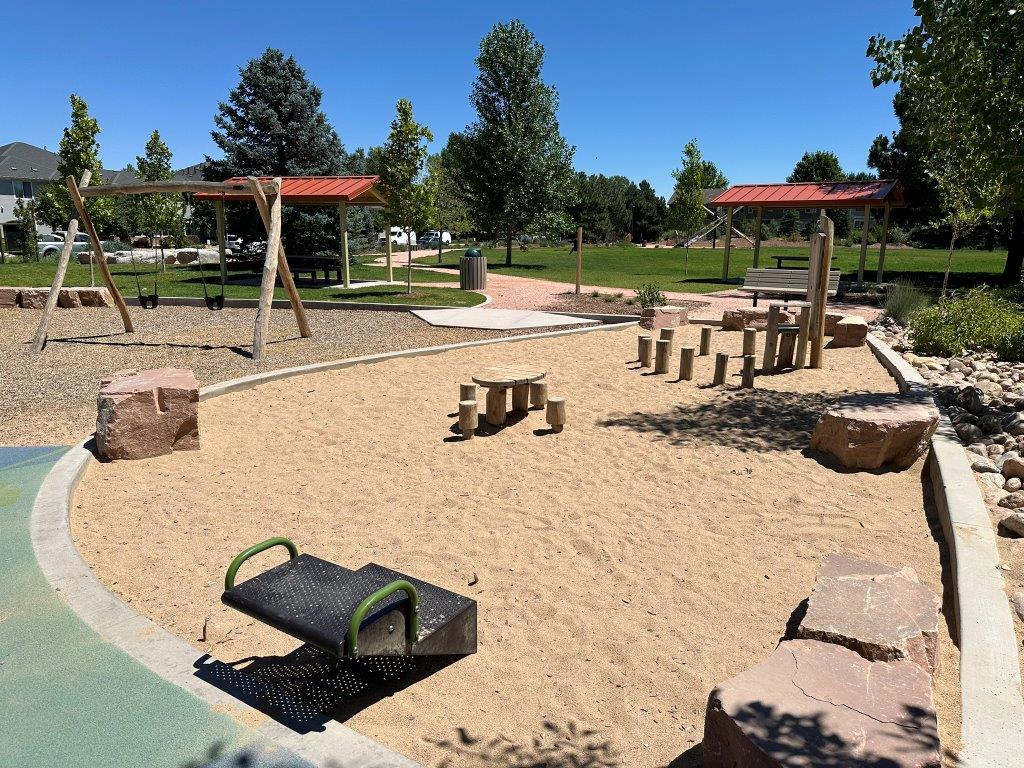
[418,245,1009,294]
[0,258,484,307]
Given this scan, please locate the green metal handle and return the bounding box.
[347,580,420,657]
[224,537,298,590]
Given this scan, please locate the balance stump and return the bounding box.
[96,368,200,460]
[810,393,938,470]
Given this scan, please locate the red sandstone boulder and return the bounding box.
[798,553,941,674]
[18,288,50,309]
[96,368,200,460]
[833,316,868,347]
[638,305,686,330]
[703,639,940,768]
[0,287,19,308]
[824,311,848,336]
[810,393,938,470]
[57,287,83,308]
[78,287,114,307]
[721,307,794,331]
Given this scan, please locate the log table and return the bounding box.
[472,367,547,427]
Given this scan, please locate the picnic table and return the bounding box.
[471,367,546,426]
[773,255,811,269]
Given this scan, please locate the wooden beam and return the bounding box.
[753,206,763,268]
[78,179,275,198]
[248,177,310,339]
[338,203,350,288]
[857,204,870,284]
[66,174,133,333]
[32,171,92,352]
[252,178,283,363]
[877,202,891,283]
[721,206,734,280]
[214,198,227,288]
[575,226,583,294]
[809,216,835,369]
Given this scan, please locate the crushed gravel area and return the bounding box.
[537,291,710,316]
[0,306,559,445]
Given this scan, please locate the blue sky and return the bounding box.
[4,1,914,197]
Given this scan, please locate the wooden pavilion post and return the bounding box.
[338,202,350,288]
[721,206,734,280]
[575,226,583,294]
[252,178,283,364]
[214,197,228,288]
[877,202,891,283]
[752,206,763,268]
[66,174,134,333]
[247,177,310,340]
[31,171,91,352]
[857,204,871,284]
[384,220,394,282]
[809,215,835,369]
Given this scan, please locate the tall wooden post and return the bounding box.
[877,202,891,283]
[809,216,834,369]
[338,202,350,288]
[721,206,734,280]
[384,220,394,282]
[752,206,763,268]
[252,178,283,364]
[66,174,133,333]
[857,204,870,284]
[575,226,583,294]
[214,197,228,288]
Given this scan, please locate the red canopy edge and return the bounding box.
[710,180,905,209]
[194,176,386,206]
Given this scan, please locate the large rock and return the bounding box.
[721,307,794,331]
[77,287,114,307]
[57,287,82,308]
[810,393,938,470]
[638,305,686,330]
[0,287,19,307]
[18,288,50,309]
[832,316,868,347]
[96,368,200,460]
[824,311,848,336]
[798,554,941,674]
[703,639,940,768]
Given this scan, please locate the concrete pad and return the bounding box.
[411,307,594,330]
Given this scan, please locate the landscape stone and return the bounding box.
[0,287,19,307]
[57,288,83,308]
[96,368,200,461]
[956,423,984,443]
[1001,456,1024,480]
[797,553,941,674]
[824,311,848,336]
[18,288,49,309]
[998,492,1024,509]
[1003,412,1024,436]
[721,307,793,331]
[77,287,114,307]
[1011,592,1024,623]
[1000,512,1024,537]
[638,305,686,330]
[979,413,1004,435]
[971,455,1000,473]
[1005,477,1023,492]
[703,639,940,768]
[810,393,938,470]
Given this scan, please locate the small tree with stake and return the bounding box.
[14,198,38,261]
[373,99,433,295]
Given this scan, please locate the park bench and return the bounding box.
[287,255,345,283]
[739,268,840,306]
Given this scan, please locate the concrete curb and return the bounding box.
[866,334,1024,768]
[31,320,638,767]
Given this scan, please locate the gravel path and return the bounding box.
[0,306,555,446]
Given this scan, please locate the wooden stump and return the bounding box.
[529,381,548,409]
[741,355,755,388]
[659,327,676,343]
[742,328,757,357]
[460,382,477,402]
[777,330,797,369]
[679,347,695,380]
[485,387,507,426]
[638,335,653,367]
[459,400,478,438]
[512,382,531,412]
[713,352,729,386]
[655,339,671,374]
[761,305,782,374]
[546,396,566,433]
[699,326,712,356]
[794,307,811,369]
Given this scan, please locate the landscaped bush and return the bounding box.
[910,288,1024,357]
[634,282,666,309]
[994,324,1024,362]
[103,239,130,253]
[882,279,928,324]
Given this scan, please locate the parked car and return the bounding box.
[225,234,243,251]
[419,230,452,248]
[38,231,94,259]
[377,227,417,247]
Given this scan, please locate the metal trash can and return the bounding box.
[459,248,487,290]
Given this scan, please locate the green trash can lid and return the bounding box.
[464,248,483,258]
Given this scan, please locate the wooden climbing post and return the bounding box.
[575,226,583,295]
[252,178,283,363]
[809,216,835,369]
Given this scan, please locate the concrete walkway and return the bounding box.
[411,307,594,329]
[0,445,306,768]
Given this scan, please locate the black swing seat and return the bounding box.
[223,554,477,658]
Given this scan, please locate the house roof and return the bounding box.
[194,176,386,206]
[710,180,905,209]
[0,141,204,184]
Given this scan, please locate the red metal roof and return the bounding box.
[710,180,905,209]
[194,176,385,206]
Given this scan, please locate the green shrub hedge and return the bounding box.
[910,288,1024,360]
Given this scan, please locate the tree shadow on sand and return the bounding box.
[429,720,623,768]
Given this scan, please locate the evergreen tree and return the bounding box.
[630,180,667,242]
[449,20,576,265]
[117,130,183,243]
[14,198,38,261]
[205,48,346,255]
[787,150,850,237]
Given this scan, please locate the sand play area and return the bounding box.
[72,324,959,766]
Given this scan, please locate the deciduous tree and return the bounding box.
[666,140,727,241]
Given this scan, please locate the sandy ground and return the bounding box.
[72,326,959,767]
[0,306,558,446]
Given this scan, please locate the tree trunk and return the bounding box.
[406,236,413,295]
[942,227,957,298]
[505,230,513,267]
[1002,209,1024,284]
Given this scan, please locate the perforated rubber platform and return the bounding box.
[222,556,476,657]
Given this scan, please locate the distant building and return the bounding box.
[0,141,205,250]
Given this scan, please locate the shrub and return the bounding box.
[910,289,1023,357]
[882,279,928,324]
[634,282,666,309]
[995,324,1024,362]
[103,239,130,253]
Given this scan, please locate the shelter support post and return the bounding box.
[32,171,92,352]
[66,174,134,333]
[338,202,350,288]
[753,206,763,268]
[575,226,583,294]
[248,177,310,340]
[215,198,227,288]
[721,206,734,281]
[877,202,891,283]
[251,178,284,364]
[385,221,393,283]
[857,204,870,284]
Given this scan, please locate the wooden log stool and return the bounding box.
[741,355,756,388]
[742,328,757,357]
[638,335,653,367]
[654,339,671,374]
[529,381,548,409]
[459,400,478,438]
[472,367,546,427]
[546,397,566,433]
[459,382,477,402]
[713,352,729,386]
[679,346,696,380]
[699,326,712,356]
